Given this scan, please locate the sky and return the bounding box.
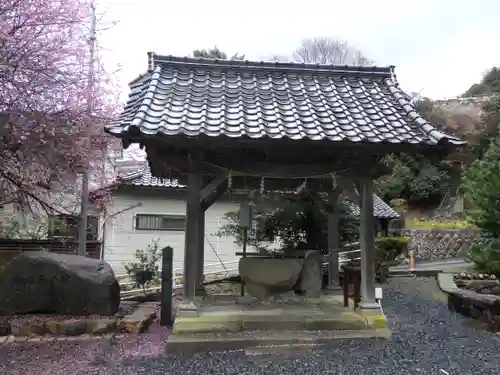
[97,0,500,102]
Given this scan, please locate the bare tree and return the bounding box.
[266,54,292,62]
[292,37,373,66]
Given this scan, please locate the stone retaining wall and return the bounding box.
[448,288,500,330]
[0,302,157,338]
[402,228,484,261]
[439,274,500,331]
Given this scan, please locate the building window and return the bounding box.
[48,214,98,240]
[135,214,185,231]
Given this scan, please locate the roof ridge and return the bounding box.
[129,67,163,129]
[128,71,152,88]
[385,80,465,146]
[147,52,394,77]
[118,169,145,182]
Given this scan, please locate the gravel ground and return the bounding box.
[2,277,500,375]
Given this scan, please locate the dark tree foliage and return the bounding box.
[192,46,244,60]
[462,137,500,237]
[462,136,500,276]
[377,154,450,208]
[377,97,452,208]
[216,192,359,254]
[463,67,500,97]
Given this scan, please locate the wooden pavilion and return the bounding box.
[106,53,465,344]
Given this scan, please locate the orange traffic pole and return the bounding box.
[409,250,415,276]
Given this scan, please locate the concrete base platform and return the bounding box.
[165,328,392,354]
[168,293,390,353]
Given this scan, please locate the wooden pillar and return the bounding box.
[326,187,342,289]
[178,171,201,316]
[358,178,379,309]
[380,218,389,237]
[195,208,205,293]
[327,212,341,289]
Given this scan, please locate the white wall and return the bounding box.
[102,192,274,276]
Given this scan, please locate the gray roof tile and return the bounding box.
[119,168,185,188]
[118,168,398,219]
[106,54,465,146]
[345,194,399,219]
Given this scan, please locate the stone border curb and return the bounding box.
[0,333,129,346]
[437,273,460,293]
[389,269,441,278]
[0,302,157,339]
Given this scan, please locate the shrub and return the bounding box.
[462,136,500,237]
[468,241,500,277]
[123,239,162,290]
[374,236,409,262]
[375,260,389,283]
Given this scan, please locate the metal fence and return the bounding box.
[118,243,361,299]
[118,260,239,299]
[336,242,361,269]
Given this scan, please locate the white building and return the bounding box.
[93,167,399,276]
[94,168,270,276]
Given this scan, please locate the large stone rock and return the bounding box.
[0,251,120,316]
[294,250,322,297]
[239,258,303,301]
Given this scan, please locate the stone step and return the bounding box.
[165,328,392,354]
[172,311,373,334]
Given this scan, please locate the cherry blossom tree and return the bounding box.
[0,0,118,215]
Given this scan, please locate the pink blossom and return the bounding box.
[0,0,119,213]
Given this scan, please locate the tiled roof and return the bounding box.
[106,54,465,146]
[119,168,185,188]
[118,168,398,219]
[345,194,399,219]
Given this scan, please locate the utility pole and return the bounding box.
[78,1,97,256]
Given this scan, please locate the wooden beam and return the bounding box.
[146,144,384,178]
[135,134,458,158]
[200,178,228,212]
[200,174,228,203]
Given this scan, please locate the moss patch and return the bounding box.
[406,218,474,230]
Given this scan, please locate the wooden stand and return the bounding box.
[343,266,361,310]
